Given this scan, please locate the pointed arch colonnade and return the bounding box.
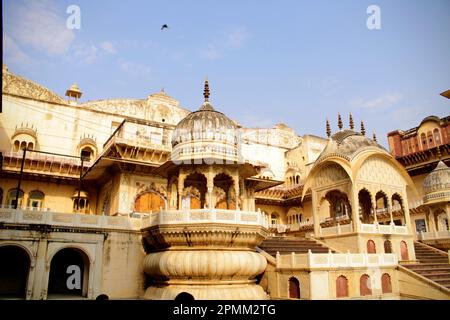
[303,151,416,239]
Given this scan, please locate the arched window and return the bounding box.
[271,213,278,225]
[13,140,20,152]
[7,189,24,208]
[433,128,441,145]
[384,240,392,253]
[336,275,348,298]
[80,147,94,162]
[421,133,427,149]
[367,240,376,253]
[288,277,300,299]
[72,190,90,214]
[27,190,45,210]
[381,273,392,294]
[427,131,434,147]
[360,274,372,296]
[295,175,300,184]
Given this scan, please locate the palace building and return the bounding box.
[1,64,449,300]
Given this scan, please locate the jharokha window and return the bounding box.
[72,190,90,214]
[7,189,24,208]
[27,190,45,209]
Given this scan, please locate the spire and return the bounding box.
[326,118,331,138]
[199,78,214,111]
[203,77,210,102]
[349,113,354,130]
[360,120,366,136]
[373,132,377,142]
[338,113,343,130]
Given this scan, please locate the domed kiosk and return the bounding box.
[302,115,417,259]
[420,156,450,244]
[141,80,277,300]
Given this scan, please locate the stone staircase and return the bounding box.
[258,236,334,257]
[402,242,450,289]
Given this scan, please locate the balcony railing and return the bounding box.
[141,208,269,229]
[0,208,142,230]
[319,222,408,236]
[276,251,398,269]
[417,230,450,241]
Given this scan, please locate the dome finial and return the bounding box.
[349,113,354,130]
[203,77,210,102]
[360,120,366,136]
[373,131,377,142]
[326,118,331,138]
[338,113,343,130]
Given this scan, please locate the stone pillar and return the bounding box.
[428,209,437,232]
[350,185,360,232]
[207,171,214,209]
[371,194,378,224]
[402,192,412,232]
[312,191,320,236]
[387,197,394,224]
[178,174,185,210]
[446,204,450,231]
[234,175,240,210]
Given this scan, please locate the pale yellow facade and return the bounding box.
[1,65,449,300]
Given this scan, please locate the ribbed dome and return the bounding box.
[170,80,239,162]
[317,129,387,162]
[171,101,237,146]
[423,161,450,194]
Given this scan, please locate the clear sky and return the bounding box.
[3,0,450,147]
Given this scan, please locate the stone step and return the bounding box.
[416,272,450,278]
[406,265,450,271]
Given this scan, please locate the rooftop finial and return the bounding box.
[349,113,354,130]
[203,77,210,102]
[326,118,331,138]
[373,131,377,142]
[338,113,343,130]
[360,120,366,136]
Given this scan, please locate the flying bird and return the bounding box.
[161,24,169,30]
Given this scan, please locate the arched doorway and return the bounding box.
[336,275,348,298]
[367,240,376,253]
[384,240,392,253]
[213,173,234,209]
[324,190,351,221]
[135,191,165,213]
[183,173,207,209]
[381,273,392,294]
[391,193,404,225]
[400,241,409,260]
[48,248,90,298]
[360,274,372,296]
[175,292,195,301]
[288,277,300,299]
[0,245,30,299]
[358,189,373,224]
